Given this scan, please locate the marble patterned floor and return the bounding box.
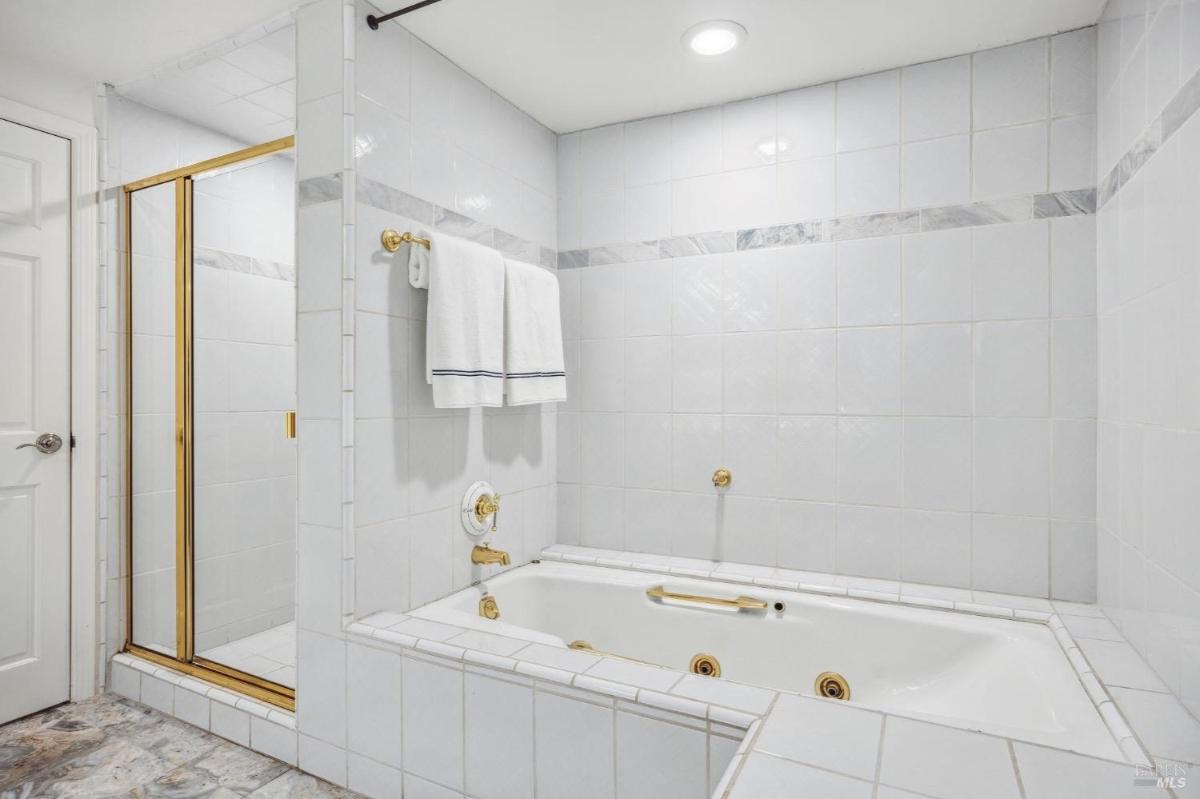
[0,693,359,799]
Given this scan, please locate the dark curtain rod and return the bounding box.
[367,0,445,29]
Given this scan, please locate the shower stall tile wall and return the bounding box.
[1096,0,1200,723]
[556,29,1100,602]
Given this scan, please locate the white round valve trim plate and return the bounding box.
[461,481,496,536]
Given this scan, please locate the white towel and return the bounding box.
[502,259,566,405]
[406,232,431,288]
[424,231,506,408]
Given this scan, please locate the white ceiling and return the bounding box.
[115,24,296,146]
[0,0,299,123]
[397,0,1107,133]
[0,0,1105,133]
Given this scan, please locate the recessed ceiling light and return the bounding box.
[682,20,747,56]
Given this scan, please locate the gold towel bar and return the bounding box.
[646,585,768,610]
[381,229,430,252]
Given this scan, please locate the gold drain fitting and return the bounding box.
[815,671,850,700]
[479,594,500,620]
[690,653,722,677]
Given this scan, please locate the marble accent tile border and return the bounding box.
[557,189,1095,270]
[195,246,295,283]
[1099,64,1200,207]
[350,174,558,269]
[297,173,342,206]
[355,173,431,222]
[1033,188,1097,219]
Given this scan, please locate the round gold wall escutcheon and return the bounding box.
[815,671,851,700]
[690,653,722,677]
[479,594,500,620]
[712,468,732,488]
[381,229,405,252]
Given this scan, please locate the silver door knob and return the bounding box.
[16,433,63,454]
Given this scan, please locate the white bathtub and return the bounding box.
[410,560,1124,761]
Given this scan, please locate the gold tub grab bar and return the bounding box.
[646,585,768,610]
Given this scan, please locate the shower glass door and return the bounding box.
[191,155,297,690]
[124,137,296,709]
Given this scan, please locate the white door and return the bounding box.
[0,118,71,724]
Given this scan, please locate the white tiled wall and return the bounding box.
[1096,0,1200,176]
[556,31,1101,601]
[1096,0,1200,722]
[289,0,560,789]
[559,30,1097,250]
[290,2,356,782]
[382,644,738,799]
[347,1,558,622]
[353,5,556,247]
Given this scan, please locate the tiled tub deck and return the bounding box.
[110,545,1200,798]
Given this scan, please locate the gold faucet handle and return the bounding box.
[490,493,500,531]
[474,492,501,525]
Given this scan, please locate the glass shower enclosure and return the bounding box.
[123,136,297,710]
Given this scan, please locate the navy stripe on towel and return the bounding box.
[431,369,566,379]
[432,369,505,378]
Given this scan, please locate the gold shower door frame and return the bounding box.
[122,136,296,711]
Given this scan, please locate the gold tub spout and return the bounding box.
[471,544,511,566]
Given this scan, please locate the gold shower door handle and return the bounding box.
[284,411,296,439]
[646,585,768,610]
